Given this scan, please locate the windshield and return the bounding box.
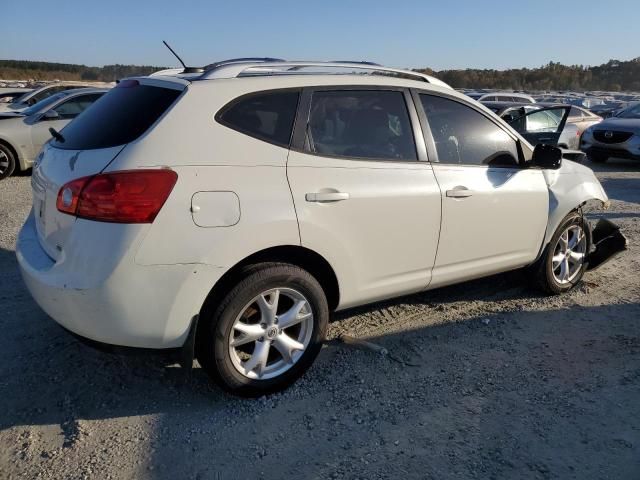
[617,103,640,119]
[21,93,67,117]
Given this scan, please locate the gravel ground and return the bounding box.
[1,161,639,480]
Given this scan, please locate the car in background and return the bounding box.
[581,102,640,163]
[0,88,107,179]
[542,104,602,136]
[478,92,536,103]
[482,102,579,149]
[0,83,97,113]
[0,88,32,104]
[589,102,628,119]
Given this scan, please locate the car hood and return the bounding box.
[593,117,640,132]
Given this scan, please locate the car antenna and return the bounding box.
[162,40,204,74]
[49,127,64,143]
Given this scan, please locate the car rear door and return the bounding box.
[508,106,570,146]
[286,87,442,308]
[415,92,549,288]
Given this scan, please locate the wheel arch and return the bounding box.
[198,245,340,320]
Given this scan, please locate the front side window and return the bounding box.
[420,94,519,167]
[51,93,103,119]
[218,90,300,147]
[305,90,417,161]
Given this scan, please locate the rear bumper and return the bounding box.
[16,212,222,348]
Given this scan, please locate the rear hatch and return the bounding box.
[32,78,186,260]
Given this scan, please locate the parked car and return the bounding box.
[0,83,96,113]
[0,88,107,179]
[581,102,640,163]
[482,102,580,149]
[16,61,625,396]
[478,92,536,103]
[0,88,32,104]
[589,102,628,119]
[561,105,603,135]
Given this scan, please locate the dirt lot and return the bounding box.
[1,160,639,480]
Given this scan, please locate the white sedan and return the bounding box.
[0,88,107,179]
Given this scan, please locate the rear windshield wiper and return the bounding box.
[49,127,65,143]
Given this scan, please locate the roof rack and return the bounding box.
[204,57,286,70]
[197,60,451,88]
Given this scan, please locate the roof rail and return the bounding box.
[149,68,186,77]
[198,61,451,88]
[204,57,285,69]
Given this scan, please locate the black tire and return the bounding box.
[0,143,16,180]
[532,212,590,295]
[197,263,329,397]
[589,152,608,164]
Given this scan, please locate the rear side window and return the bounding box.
[305,90,417,161]
[420,94,518,167]
[217,90,300,147]
[53,82,182,150]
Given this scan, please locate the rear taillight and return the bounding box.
[56,170,178,223]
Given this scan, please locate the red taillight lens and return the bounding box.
[56,170,178,223]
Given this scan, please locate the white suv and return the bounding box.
[16,60,626,396]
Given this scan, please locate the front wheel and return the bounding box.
[533,212,589,294]
[197,263,329,396]
[0,143,16,180]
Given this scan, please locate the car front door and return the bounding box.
[287,88,442,308]
[30,93,103,159]
[507,106,571,146]
[415,92,549,288]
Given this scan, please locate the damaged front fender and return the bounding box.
[542,159,609,246]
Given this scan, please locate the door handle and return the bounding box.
[446,188,474,198]
[305,192,350,203]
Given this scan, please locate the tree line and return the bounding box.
[417,58,640,92]
[0,60,165,82]
[1,57,640,91]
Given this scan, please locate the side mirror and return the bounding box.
[531,143,562,169]
[41,110,60,121]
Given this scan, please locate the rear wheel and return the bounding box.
[533,212,589,294]
[0,143,16,180]
[197,263,328,396]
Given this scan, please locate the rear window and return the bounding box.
[216,90,300,147]
[53,81,182,150]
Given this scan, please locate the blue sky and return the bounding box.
[2,0,639,70]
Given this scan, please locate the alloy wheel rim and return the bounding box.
[552,224,587,285]
[228,287,314,380]
[0,150,9,175]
